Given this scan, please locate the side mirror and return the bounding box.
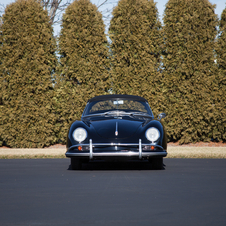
[157,113,166,121]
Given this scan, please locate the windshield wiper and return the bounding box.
[104,111,153,119]
[82,113,104,118]
[128,112,153,119]
[82,111,153,119]
[82,111,126,118]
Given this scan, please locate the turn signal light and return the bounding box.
[151,146,155,150]
[78,146,82,151]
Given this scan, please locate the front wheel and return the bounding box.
[149,157,163,169]
[70,158,82,170]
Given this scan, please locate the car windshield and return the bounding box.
[83,99,153,116]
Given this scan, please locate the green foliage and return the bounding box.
[56,0,110,143]
[0,0,225,147]
[0,0,57,148]
[162,0,221,143]
[109,0,164,117]
[215,7,226,141]
[217,7,226,72]
[220,7,226,28]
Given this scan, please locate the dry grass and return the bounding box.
[0,155,66,159]
[0,147,226,159]
[167,147,226,158]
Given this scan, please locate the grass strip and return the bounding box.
[1,147,226,159]
[0,155,66,159]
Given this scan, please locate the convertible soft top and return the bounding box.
[88,94,148,103]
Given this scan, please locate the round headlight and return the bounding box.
[72,127,87,142]
[146,128,160,142]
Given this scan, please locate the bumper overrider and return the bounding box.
[66,139,167,159]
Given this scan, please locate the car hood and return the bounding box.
[90,118,143,139]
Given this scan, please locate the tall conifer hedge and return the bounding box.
[215,7,226,141]
[56,0,110,143]
[162,0,220,143]
[0,0,224,147]
[109,0,164,117]
[0,0,57,148]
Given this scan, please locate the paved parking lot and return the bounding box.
[0,158,226,226]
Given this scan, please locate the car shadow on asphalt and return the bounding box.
[67,160,165,171]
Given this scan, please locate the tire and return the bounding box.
[149,157,163,170]
[70,158,82,170]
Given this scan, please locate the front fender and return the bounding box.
[67,120,90,148]
[137,120,167,150]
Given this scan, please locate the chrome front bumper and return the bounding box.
[66,139,167,159]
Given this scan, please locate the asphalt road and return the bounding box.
[0,159,226,226]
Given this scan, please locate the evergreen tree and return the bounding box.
[0,0,57,148]
[109,0,163,117]
[0,15,3,146]
[215,7,226,141]
[56,0,110,143]
[162,0,219,143]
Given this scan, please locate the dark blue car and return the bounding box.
[66,94,167,169]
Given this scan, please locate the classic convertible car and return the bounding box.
[66,94,167,169]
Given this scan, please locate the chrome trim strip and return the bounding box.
[66,151,167,158]
[68,143,163,152]
[115,122,118,136]
[139,139,142,159]
[90,139,93,159]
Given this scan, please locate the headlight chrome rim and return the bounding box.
[72,127,87,143]
[145,127,160,143]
